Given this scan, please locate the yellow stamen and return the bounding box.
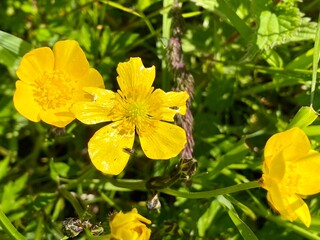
[33,71,74,110]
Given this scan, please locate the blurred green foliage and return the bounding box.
[1,0,320,239]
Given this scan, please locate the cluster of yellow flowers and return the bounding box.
[13,40,320,235]
[14,40,189,175]
[14,40,188,238]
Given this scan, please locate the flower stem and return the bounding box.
[160,180,260,198]
[59,187,84,217]
[0,207,26,240]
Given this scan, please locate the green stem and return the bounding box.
[59,188,84,217]
[34,214,43,240]
[160,180,260,198]
[310,13,320,106]
[64,177,260,199]
[0,207,26,240]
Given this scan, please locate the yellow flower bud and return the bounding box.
[109,208,151,240]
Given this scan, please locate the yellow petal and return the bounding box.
[149,89,189,122]
[39,109,75,128]
[53,40,89,79]
[71,88,119,124]
[88,120,135,175]
[77,68,105,90]
[111,208,151,226]
[71,101,113,124]
[270,191,311,227]
[13,81,41,122]
[116,57,155,95]
[110,208,151,240]
[16,47,54,84]
[263,150,286,181]
[295,150,320,195]
[264,127,310,170]
[139,121,186,159]
[83,87,116,107]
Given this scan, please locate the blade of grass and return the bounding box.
[217,195,259,240]
[161,0,173,91]
[310,13,320,106]
[99,0,140,17]
[0,207,26,240]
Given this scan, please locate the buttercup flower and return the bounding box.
[109,208,151,240]
[261,127,320,227]
[13,40,105,128]
[71,57,188,175]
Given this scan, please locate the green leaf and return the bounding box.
[287,106,318,129]
[99,27,111,57]
[310,14,320,106]
[1,173,28,213]
[262,49,284,68]
[257,11,279,49]
[256,3,316,50]
[197,200,221,237]
[0,46,18,68]
[285,48,314,70]
[51,198,65,221]
[211,140,250,178]
[217,195,258,240]
[33,193,57,211]
[100,0,140,17]
[0,31,31,71]
[0,157,10,181]
[191,0,219,11]
[304,125,320,137]
[50,159,71,182]
[0,31,31,57]
[136,0,159,11]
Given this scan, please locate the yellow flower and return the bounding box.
[109,208,151,240]
[261,127,320,227]
[13,40,105,128]
[71,57,188,175]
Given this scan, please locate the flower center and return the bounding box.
[127,101,147,123]
[33,71,75,110]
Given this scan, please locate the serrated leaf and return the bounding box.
[1,173,28,213]
[256,3,316,50]
[257,11,279,49]
[0,157,10,181]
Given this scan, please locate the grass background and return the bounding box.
[1,0,320,239]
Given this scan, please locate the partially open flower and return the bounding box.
[261,127,320,227]
[71,57,189,175]
[13,40,105,128]
[109,208,151,240]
